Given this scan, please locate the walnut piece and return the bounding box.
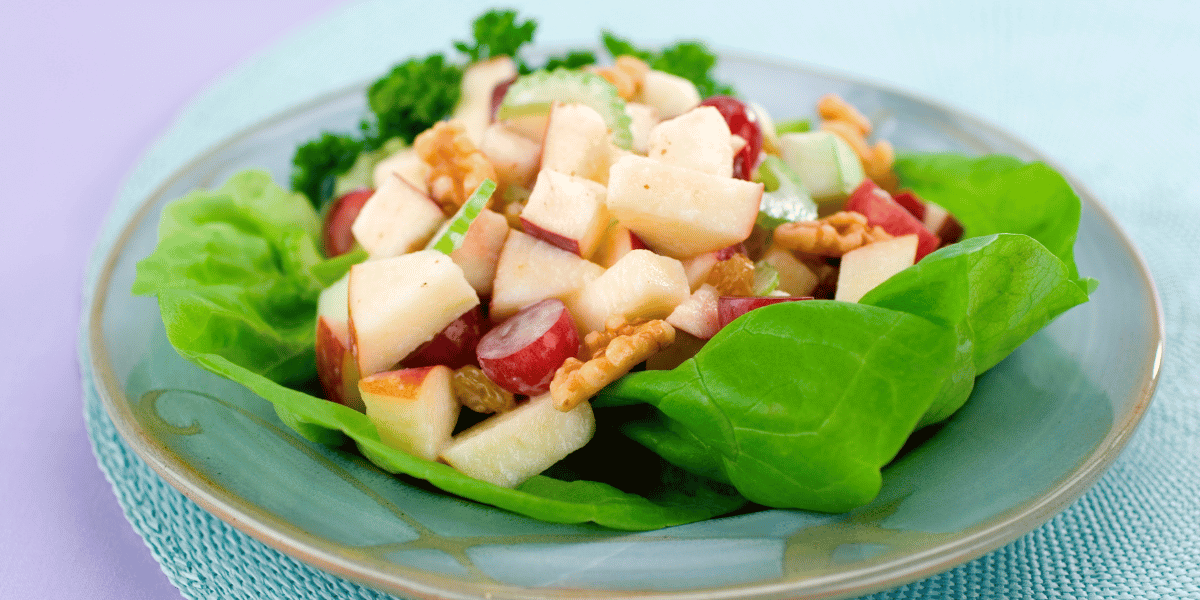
[705,254,755,296]
[773,211,893,257]
[590,55,651,101]
[452,365,516,414]
[551,317,675,411]
[413,120,498,214]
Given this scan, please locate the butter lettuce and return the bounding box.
[594,154,1094,512]
[133,170,744,532]
[133,151,1094,526]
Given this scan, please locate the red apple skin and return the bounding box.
[402,305,488,370]
[316,316,365,412]
[845,180,940,260]
[322,188,373,257]
[629,231,648,251]
[519,216,584,256]
[717,296,813,330]
[490,75,518,121]
[715,243,748,261]
[892,190,927,221]
[935,215,965,246]
[476,298,580,395]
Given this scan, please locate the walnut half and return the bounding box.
[774,211,893,257]
[550,317,675,411]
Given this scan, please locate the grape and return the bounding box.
[699,95,762,180]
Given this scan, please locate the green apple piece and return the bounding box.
[497,69,633,149]
[754,155,819,227]
[777,131,865,202]
[425,179,497,255]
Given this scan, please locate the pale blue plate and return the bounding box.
[87,53,1162,599]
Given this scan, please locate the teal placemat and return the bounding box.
[81,1,1199,598]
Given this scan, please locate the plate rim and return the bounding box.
[85,49,1165,600]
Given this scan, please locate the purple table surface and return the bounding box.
[0,2,346,598]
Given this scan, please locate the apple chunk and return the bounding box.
[591,220,647,268]
[605,154,763,258]
[451,56,519,145]
[646,105,734,177]
[479,122,541,189]
[477,298,580,396]
[666,283,721,339]
[541,102,612,184]
[360,365,460,461]
[520,170,609,258]
[489,230,605,321]
[439,393,595,488]
[834,234,919,303]
[568,249,690,333]
[844,180,940,260]
[315,274,364,412]
[635,70,700,119]
[351,173,445,259]
[448,208,510,296]
[372,148,432,194]
[402,305,487,370]
[348,250,480,377]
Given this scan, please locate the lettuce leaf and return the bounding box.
[133,170,745,531]
[594,155,1095,512]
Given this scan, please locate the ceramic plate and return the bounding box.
[88,52,1162,599]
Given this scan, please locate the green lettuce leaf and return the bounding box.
[596,301,960,512]
[893,152,1083,277]
[133,170,745,531]
[861,233,1092,426]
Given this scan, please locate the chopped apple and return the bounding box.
[372,148,432,194]
[759,246,821,297]
[501,113,550,143]
[646,105,734,177]
[479,122,541,189]
[438,393,595,488]
[541,102,611,184]
[519,170,609,258]
[776,131,865,203]
[451,56,519,145]
[568,249,690,333]
[606,154,763,258]
[625,102,659,154]
[490,230,606,321]
[666,283,721,339]
[844,180,940,260]
[315,274,364,412]
[348,250,480,376]
[351,173,445,259]
[923,201,964,245]
[680,251,721,291]
[635,70,700,119]
[717,296,813,330]
[834,234,919,303]
[477,298,580,395]
[360,365,460,461]
[591,220,647,268]
[402,305,487,370]
[447,208,510,296]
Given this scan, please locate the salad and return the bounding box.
[132,10,1095,531]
